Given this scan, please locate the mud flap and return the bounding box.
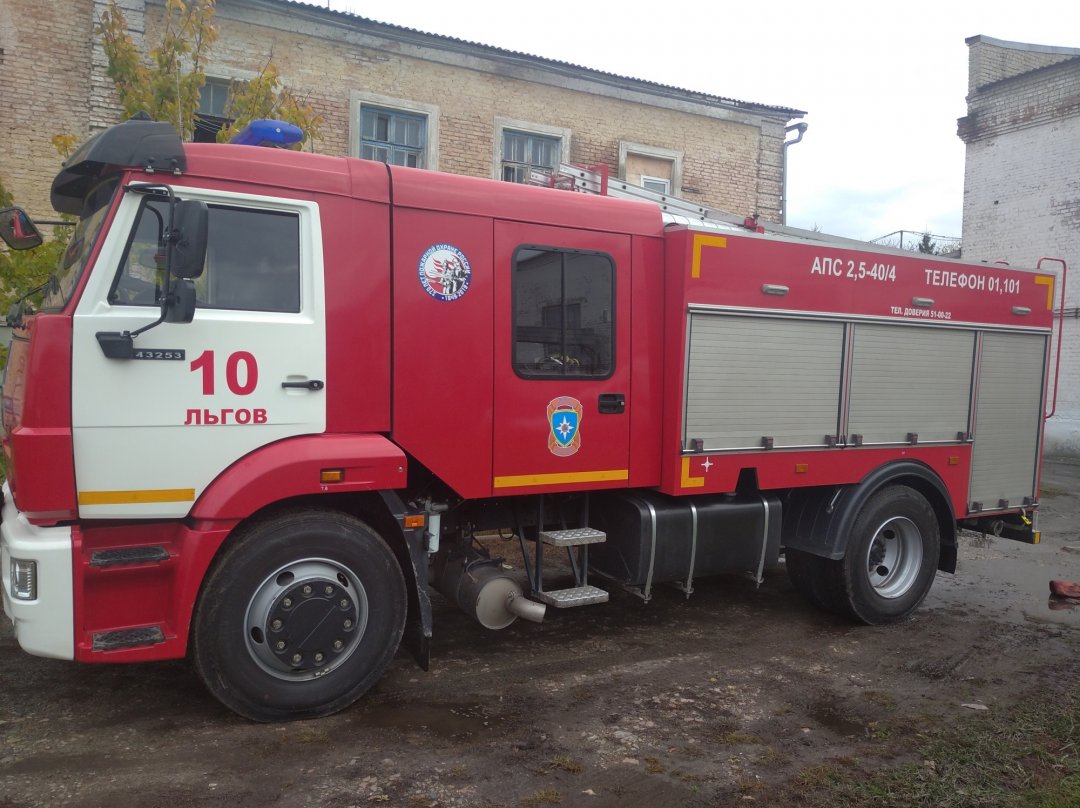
[781,461,957,574]
[379,492,433,671]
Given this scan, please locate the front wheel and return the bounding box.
[191,509,407,721]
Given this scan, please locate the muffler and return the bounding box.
[434,556,546,629]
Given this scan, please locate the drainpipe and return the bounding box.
[781,122,808,225]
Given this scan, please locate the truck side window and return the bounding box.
[111,198,301,313]
[512,247,614,379]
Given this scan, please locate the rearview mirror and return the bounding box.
[164,278,197,324]
[0,207,44,250]
[170,200,208,279]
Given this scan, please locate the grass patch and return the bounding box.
[521,788,561,806]
[862,690,898,711]
[545,755,584,774]
[779,679,1080,807]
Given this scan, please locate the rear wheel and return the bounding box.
[786,485,940,624]
[192,509,407,721]
[841,485,939,624]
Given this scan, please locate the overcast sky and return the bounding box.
[320,0,1079,241]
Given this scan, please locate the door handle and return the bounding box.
[598,393,625,414]
[281,379,325,391]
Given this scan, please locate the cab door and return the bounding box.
[492,222,631,495]
[70,186,326,519]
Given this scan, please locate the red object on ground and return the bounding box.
[1049,580,1080,599]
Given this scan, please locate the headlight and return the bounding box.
[11,558,36,600]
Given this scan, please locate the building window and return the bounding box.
[501,130,561,183]
[195,77,232,143]
[361,107,426,168]
[513,247,614,379]
[640,176,671,194]
[494,118,571,184]
[350,93,439,170]
[619,141,682,196]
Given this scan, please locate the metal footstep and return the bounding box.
[533,585,609,608]
[538,527,606,546]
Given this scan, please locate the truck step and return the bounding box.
[538,527,606,547]
[90,546,170,568]
[92,626,166,651]
[532,585,609,608]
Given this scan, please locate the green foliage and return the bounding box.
[97,0,219,140]
[917,231,937,254]
[217,58,324,147]
[0,177,68,316]
[96,0,320,147]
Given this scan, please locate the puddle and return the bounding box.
[354,700,505,740]
[805,701,865,737]
[941,553,1080,628]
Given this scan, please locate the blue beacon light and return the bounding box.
[228,119,305,148]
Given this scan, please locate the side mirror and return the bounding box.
[164,278,197,324]
[170,200,208,279]
[0,207,44,250]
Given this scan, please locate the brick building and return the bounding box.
[958,35,1080,454]
[1,0,803,226]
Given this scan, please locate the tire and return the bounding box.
[786,485,940,625]
[785,547,845,615]
[191,509,407,722]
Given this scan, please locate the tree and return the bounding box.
[916,232,936,254]
[0,177,70,365]
[97,0,218,141]
[97,0,321,146]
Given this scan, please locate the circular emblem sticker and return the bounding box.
[419,244,471,302]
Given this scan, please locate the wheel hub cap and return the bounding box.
[245,559,369,681]
[865,516,923,599]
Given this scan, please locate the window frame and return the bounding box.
[640,176,672,194]
[108,192,305,315]
[510,244,616,381]
[619,141,682,196]
[493,117,571,184]
[350,92,439,171]
[194,73,253,144]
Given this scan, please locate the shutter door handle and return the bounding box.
[598,393,625,414]
[282,379,325,391]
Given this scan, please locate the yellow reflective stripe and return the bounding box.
[78,488,196,506]
[1035,275,1055,310]
[493,469,629,489]
[681,456,705,489]
[691,234,727,279]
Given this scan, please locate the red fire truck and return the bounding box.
[0,118,1065,721]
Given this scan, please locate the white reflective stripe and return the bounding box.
[1,483,74,660]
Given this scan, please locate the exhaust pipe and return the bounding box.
[435,556,546,629]
[506,590,546,623]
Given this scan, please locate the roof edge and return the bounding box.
[965,34,1080,57]
[272,0,805,118]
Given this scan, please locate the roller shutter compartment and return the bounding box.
[683,314,843,451]
[969,331,1048,510]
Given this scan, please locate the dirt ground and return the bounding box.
[2,463,1080,808]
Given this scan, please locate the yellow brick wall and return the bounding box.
[2,0,793,226]
[0,0,96,220]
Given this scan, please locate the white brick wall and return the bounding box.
[961,38,1080,455]
[963,109,1080,454]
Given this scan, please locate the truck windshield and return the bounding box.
[40,177,120,311]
